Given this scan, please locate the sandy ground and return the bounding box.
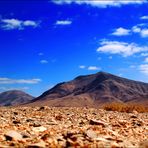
[0,106,147,148]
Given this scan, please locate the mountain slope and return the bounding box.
[30,72,148,107]
[0,90,34,106]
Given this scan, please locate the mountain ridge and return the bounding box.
[30,71,148,107]
[0,90,34,106]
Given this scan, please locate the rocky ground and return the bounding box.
[0,107,147,148]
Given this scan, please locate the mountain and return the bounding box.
[30,71,148,107]
[0,90,34,106]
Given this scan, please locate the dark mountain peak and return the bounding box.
[96,71,112,80]
[96,71,121,79]
[74,71,111,82]
[0,90,34,106]
[97,71,110,75]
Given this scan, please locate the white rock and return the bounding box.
[28,140,46,148]
[32,126,47,132]
[89,119,107,127]
[5,130,23,141]
[111,142,120,148]
[86,130,97,139]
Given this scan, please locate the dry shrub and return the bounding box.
[103,102,148,113]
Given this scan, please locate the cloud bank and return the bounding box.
[56,20,72,25]
[1,18,39,30]
[97,40,148,57]
[111,27,130,36]
[0,78,41,84]
[52,0,146,8]
[139,64,148,75]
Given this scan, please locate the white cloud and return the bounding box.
[111,25,148,38]
[139,64,148,75]
[0,78,41,84]
[97,40,148,57]
[79,65,86,69]
[79,65,101,71]
[140,16,148,20]
[145,57,148,63]
[88,66,100,71]
[132,26,141,33]
[38,52,44,56]
[56,20,72,25]
[111,27,130,36]
[1,19,22,30]
[0,86,29,92]
[141,53,148,57]
[1,18,38,30]
[141,29,148,37]
[131,25,148,38]
[52,0,146,8]
[23,20,38,27]
[137,23,148,27]
[40,60,48,64]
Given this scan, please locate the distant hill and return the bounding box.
[0,90,34,106]
[30,71,148,107]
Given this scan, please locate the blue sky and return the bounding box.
[0,0,148,96]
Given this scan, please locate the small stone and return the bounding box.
[41,134,50,141]
[21,132,30,138]
[38,106,49,111]
[5,130,23,141]
[89,119,107,127]
[132,110,138,114]
[13,112,18,115]
[32,126,47,132]
[26,119,34,122]
[32,122,41,127]
[13,120,21,124]
[95,137,109,142]
[55,114,63,121]
[111,142,120,148]
[28,140,46,148]
[130,115,137,118]
[86,130,97,139]
[47,120,57,125]
[118,120,127,126]
[0,144,9,148]
[132,120,143,126]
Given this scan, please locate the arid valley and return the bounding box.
[0,0,148,147]
[0,72,148,147]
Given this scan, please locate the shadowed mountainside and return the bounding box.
[30,71,148,107]
[0,90,34,106]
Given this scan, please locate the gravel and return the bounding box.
[0,106,147,148]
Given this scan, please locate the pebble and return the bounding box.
[86,130,97,139]
[111,142,120,148]
[5,130,23,141]
[28,140,46,148]
[32,126,47,132]
[89,119,107,127]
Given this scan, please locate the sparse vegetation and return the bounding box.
[103,102,148,113]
